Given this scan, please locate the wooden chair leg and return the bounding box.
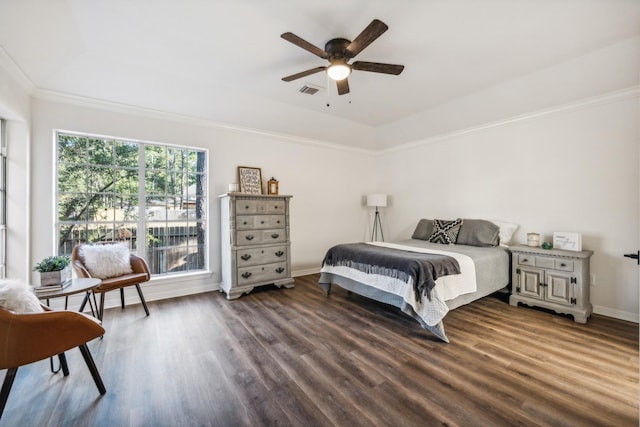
[78,344,106,395]
[0,368,18,419]
[135,284,150,316]
[120,288,125,309]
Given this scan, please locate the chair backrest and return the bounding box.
[0,307,104,369]
[71,243,150,281]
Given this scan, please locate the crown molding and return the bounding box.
[378,86,640,155]
[0,45,35,95]
[32,89,373,155]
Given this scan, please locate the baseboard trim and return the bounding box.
[592,305,639,323]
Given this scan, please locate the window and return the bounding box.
[0,119,6,278]
[56,131,207,276]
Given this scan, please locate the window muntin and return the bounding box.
[56,131,207,276]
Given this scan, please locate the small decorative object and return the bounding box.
[237,166,262,194]
[228,183,239,192]
[527,232,540,247]
[541,242,553,250]
[33,255,71,285]
[267,177,279,195]
[553,232,582,251]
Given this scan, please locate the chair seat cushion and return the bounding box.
[95,273,149,292]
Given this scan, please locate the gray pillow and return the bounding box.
[456,219,500,247]
[411,219,433,240]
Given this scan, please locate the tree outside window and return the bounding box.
[57,132,207,275]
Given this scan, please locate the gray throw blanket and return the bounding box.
[321,243,461,303]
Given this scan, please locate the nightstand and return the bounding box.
[509,245,593,323]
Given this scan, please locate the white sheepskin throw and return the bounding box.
[79,243,133,279]
[0,279,44,313]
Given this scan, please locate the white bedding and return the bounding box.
[319,241,478,326]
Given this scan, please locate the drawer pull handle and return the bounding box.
[271,233,279,239]
[245,205,249,209]
[241,272,252,279]
[240,254,251,261]
[276,267,285,274]
[275,251,284,257]
[260,221,265,224]
[243,221,248,225]
[522,258,528,262]
[560,263,566,267]
[245,235,255,241]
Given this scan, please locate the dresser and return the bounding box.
[219,193,294,299]
[509,245,593,323]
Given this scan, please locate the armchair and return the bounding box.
[0,306,106,419]
[71,243,151,321]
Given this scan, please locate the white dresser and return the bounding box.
[219,193,294,299]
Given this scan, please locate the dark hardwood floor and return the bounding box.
[1,274,638,426]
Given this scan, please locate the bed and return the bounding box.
[318,218,514,342]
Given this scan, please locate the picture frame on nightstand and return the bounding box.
[553,231,582,251]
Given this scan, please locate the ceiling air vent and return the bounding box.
[299,83,322,95]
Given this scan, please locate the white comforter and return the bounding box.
[319,241,477,326]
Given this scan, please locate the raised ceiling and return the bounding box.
[1,0,639,149]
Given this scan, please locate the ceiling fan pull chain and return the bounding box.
[326,73,331,107]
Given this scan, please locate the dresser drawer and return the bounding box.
[554,259,574,271]
[236,215,285,230]
[237,229,286,245]
[237,246,287,267]
[517,254,535,266]
[235,199,286,215]
[237,262,288,285]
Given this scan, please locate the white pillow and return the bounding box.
[0,279,44,313]
[489,220,519,246]
[80,243,133,279]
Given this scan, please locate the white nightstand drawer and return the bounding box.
[535,257,555,269]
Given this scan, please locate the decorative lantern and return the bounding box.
[267,177,279,195]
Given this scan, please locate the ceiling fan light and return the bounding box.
[327,63,351,81]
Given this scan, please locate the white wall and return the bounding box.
[377,90,639,321]
[28,96,375,308]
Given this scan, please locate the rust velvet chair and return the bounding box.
[0,306,106,419]
[71,243,151,321]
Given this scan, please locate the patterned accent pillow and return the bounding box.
[428,219,464,244]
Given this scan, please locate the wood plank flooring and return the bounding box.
[1,274,637,426]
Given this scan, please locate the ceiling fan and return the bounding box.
[281,19,404,95]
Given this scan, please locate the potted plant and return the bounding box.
[33,255,71,286]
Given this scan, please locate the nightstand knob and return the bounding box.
[560,263,566,267]
[260,220,265,224]
[522,258,528,262]
[241,272,252,279]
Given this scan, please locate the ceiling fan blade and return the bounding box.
[345,19,388,58]
[281,32,328,59]
[336,78,350,95]
[282,66,327,82]
[352,61,404,75]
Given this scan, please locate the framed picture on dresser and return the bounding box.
[237,166,263,194]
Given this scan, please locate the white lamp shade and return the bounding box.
[367,193,387,207]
